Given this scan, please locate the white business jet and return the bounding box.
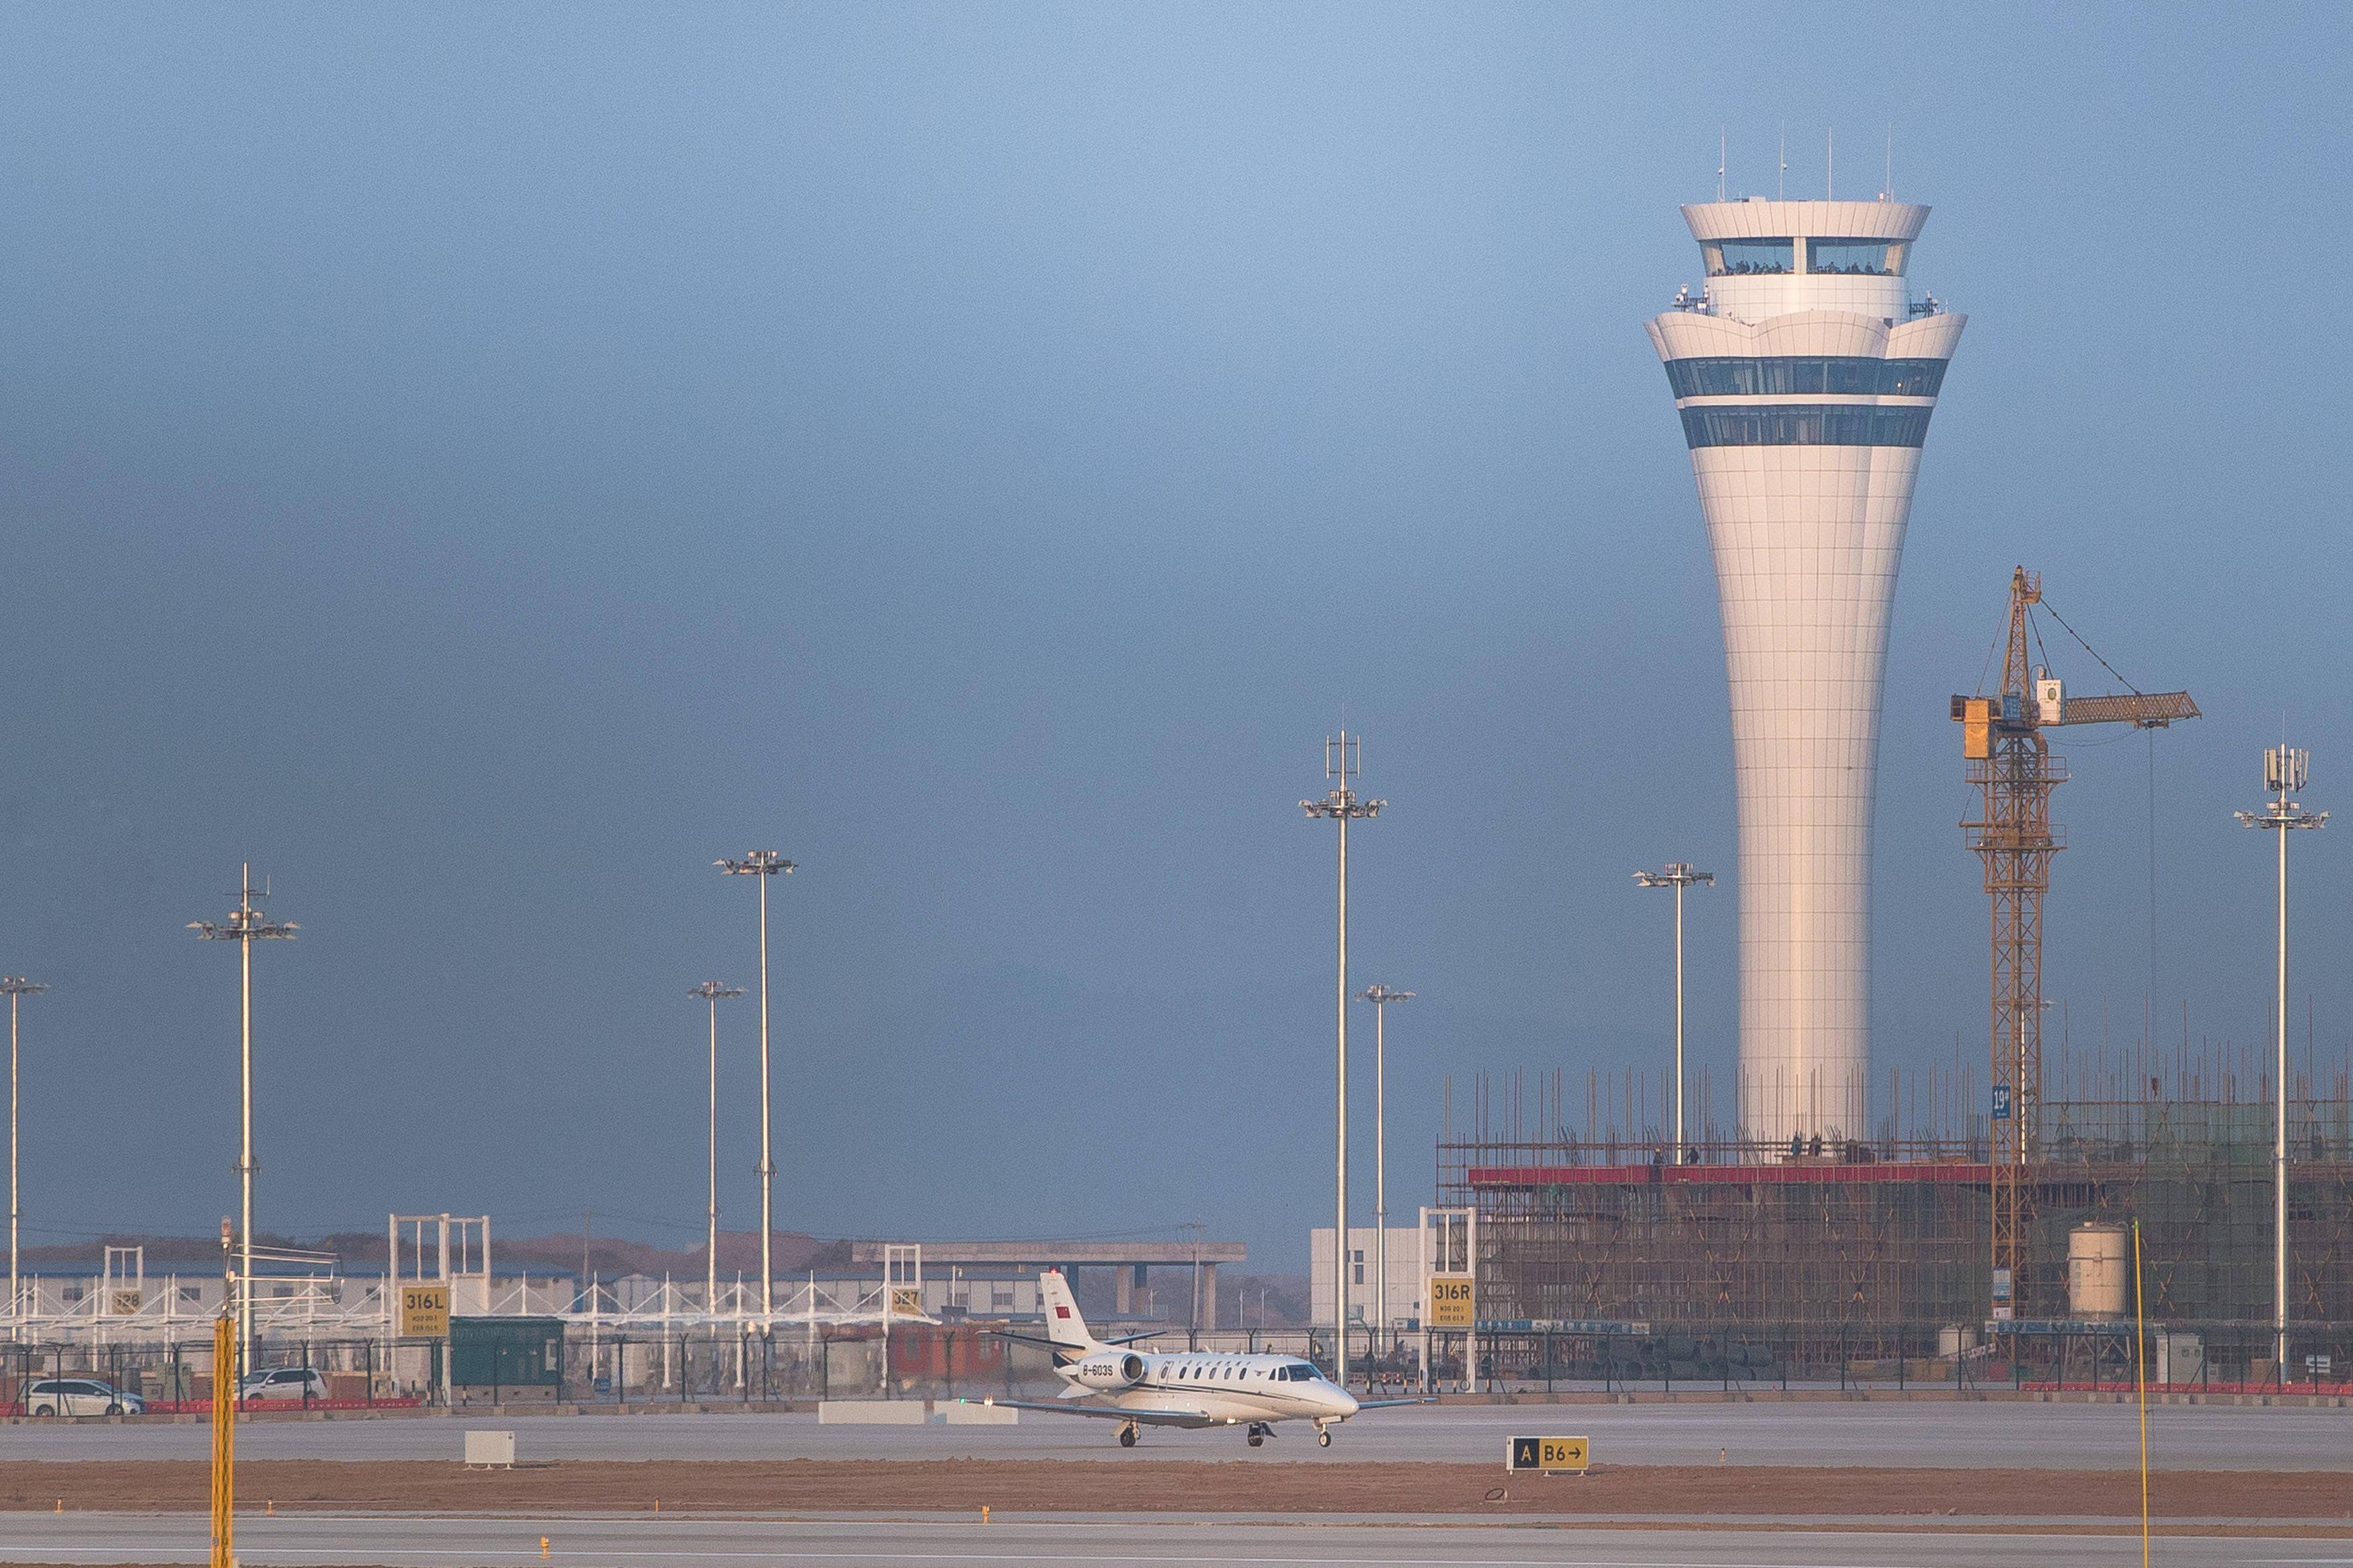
[963,1269,1427,1448]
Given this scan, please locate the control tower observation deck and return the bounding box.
[1644,199,1965,1147]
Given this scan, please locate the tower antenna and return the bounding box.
[1884,123,1893,200]
[1826,128,1833,200]
[1778,124,1786,199]
[1717,129,1726,202]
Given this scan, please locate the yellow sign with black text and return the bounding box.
[889,1286,922,1316]
[1429,1274,1474,1329]
[1507,1435,1590,1473]
[398,1283,451,1337]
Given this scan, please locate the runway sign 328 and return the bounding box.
[1507,1435,1589,1474]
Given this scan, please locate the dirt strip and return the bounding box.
[0,1460,2346,1520]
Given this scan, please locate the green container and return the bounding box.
[450,1317,565,1388]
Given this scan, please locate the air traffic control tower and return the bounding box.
[1646,200,1964,1147]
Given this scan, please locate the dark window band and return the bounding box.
[1665,356,1948,399]
[1680,405,1934,448]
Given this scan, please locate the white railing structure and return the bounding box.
[8,1268,924,1348]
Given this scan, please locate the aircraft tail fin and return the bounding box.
[1037,1269,1095,1360]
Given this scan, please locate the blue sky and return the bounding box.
[1,5,2348,1270]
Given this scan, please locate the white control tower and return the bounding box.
[1645,200,1964,1147]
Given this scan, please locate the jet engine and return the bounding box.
[1072,1352,1147,1391]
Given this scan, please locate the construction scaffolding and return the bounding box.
[1439,1063,2353,1368]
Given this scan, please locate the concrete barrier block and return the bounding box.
[941,1401,1018,1424]
[463,1430,516,1468]
[817,1400,926,1424]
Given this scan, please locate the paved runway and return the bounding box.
[1,1402,2346,1469]
[0,1511,2343,1567]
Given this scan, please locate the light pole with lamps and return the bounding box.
[688,982,746,1315]
[1357,983,1412,1372]
[190,865,296,1368]
[1633,863,1714,1161]
[1302,733,1382,1387]
[2237,745,2325,1382]
[1,977,45,1327]
[715,852,794,1318]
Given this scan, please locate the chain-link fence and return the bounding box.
[8,1318,2347,1412]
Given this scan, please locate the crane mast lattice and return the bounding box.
[1953,567,2198,1319]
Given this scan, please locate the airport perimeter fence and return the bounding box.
[1351,1321,2353,1397]
[9,1319,2351,1412]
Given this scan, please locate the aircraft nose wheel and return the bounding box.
[1117,1423,1138,1448]
[1316,1426,1332,1448]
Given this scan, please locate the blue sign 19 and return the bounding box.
[1993,1081,2012,1120]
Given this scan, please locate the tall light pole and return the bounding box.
[2237,745,2324,1381]
[716,851,794,1319]
[1634,863,1714,1161]
[689,983,746,1315]
[190,865,296,1366]
[1,977,46,1329]
[1357,983,1412,1369]
[1303,733,1381,1387]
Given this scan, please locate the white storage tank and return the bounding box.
[2068,1223,2131,1320]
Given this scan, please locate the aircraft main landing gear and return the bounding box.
[1117,1422,1139,1448]
[1246,1422,1271,1448]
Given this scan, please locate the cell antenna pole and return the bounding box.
[690,982,746,1316]
[190,865,296,1373]
[2238,745,2324,1380]
[0,977,46,1327]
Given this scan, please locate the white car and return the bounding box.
[22,1378,144,1416]
[239,1366,330,1402]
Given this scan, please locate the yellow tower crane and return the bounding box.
[1952,567,2198,1320]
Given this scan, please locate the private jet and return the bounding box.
[959,1268,1427,1447]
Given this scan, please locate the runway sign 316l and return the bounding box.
[1507,1436,1590,1475]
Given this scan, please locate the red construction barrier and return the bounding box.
[2021,1380,2353,1397]
[131,1397,424,1415]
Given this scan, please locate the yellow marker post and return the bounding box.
[210,1312,235,1568]
[2133,1219,2149,1568]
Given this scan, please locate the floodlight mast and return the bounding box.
[1633,864,1715,1161]
[1357,983,1414,1366]
[715,852,794,1320]
[1302,733,1382,1388]
[1,977,47,1329]
[2236,745,2325,1381]
[689,983,746,1315]
[190,865,296,1369]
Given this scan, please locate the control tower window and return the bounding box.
[1703,238,1793,276]
[1804,239,1907,276]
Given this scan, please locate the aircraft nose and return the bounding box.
[1334,1387,1359,1417]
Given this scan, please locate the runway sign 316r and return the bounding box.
[1507,1436,1590,1475]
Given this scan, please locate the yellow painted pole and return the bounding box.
[211,1311,235,1568]
[2132,1219,2149,1568]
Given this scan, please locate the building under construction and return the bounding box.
[1438,1057,2353,1374]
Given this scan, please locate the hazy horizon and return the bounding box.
[3,4,2349,1272]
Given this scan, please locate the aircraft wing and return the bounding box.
[953,1397,1212,1427]
[1353,1396,1439,1409]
